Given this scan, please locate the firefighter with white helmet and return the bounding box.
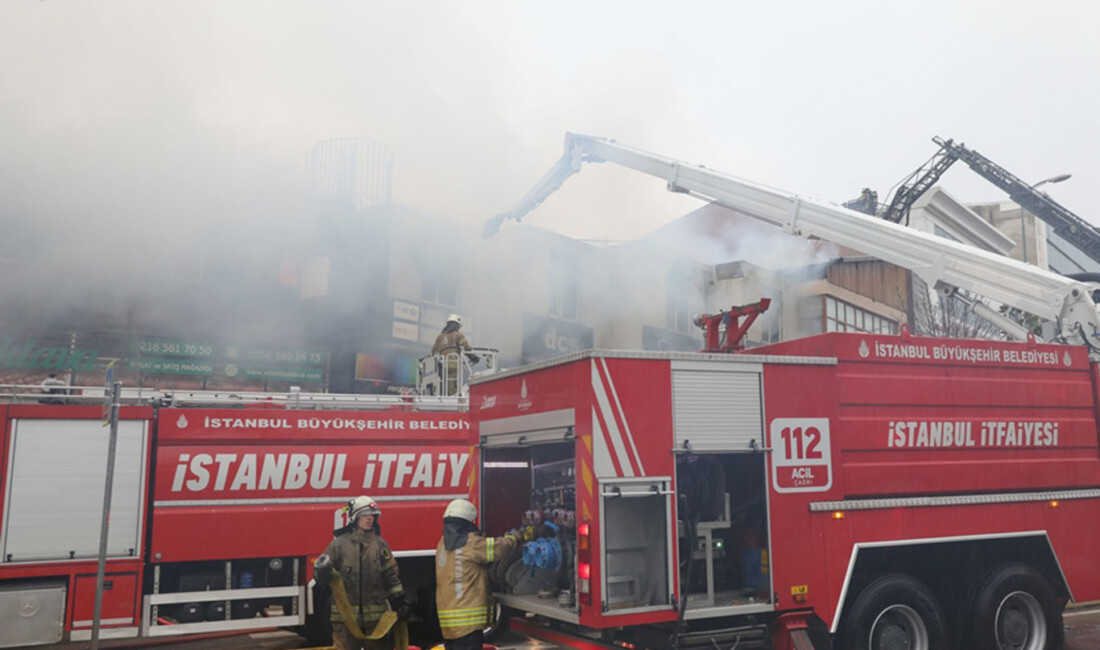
[434,499,518,650]
[314,495,408,650]
[432,314,478,396]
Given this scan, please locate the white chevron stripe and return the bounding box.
[591,406,616,477]
[592,360,632,477]
[599,358,645,475]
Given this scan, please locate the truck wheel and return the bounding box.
[960,563,1063,650]
[839,574,949,650]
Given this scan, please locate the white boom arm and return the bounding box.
[485,133,1100,351]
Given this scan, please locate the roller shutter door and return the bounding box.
[2,419,148,562]
[671,363,763,452]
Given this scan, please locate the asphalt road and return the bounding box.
[52,606,1100,650]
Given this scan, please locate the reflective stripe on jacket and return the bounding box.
[434,532,516,640]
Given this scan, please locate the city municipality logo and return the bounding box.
[517,379,532,411]
[1064,351,1073,367]
[176,415,189,429]
[858,340,870,358]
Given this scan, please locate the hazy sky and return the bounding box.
[2,1,1097,244]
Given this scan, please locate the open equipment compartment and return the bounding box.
[482,441,582,622]
[676,452,772,619]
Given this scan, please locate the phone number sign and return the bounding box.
[771,418,832,493]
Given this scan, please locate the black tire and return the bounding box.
[839,574,950,650]
[959,563,1063,650]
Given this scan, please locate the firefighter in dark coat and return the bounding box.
[432,314,477,396]
[314,496,409,650]
[434,499,518,650]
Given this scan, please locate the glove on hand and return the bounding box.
[313,554,334,585]
[389,593,411,620]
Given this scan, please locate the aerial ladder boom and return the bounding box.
[883,137,1100,268]
[484,133,1100,352]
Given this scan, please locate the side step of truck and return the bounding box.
[509,617,620,650]
[509,616,775,650]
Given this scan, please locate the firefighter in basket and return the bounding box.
[432,314,478,396]
[314,496,410,650]
[435,499,519,650]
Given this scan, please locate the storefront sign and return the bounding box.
[226,365,325,383]
[394,300,420,322]
[132,339,216,358]
[393,321,419,342]
[129,358,215,376]
[0,337,99,370]
[224,346,328,365]
[522,314,593,362]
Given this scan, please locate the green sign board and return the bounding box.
[0,337,99,371]
[127,339,328,383]
[223,346,328,365]
[223,364,324,383]
[129,358,215,376]
[132,339,216,358]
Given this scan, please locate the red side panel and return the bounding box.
[151,409,475,562]
[761,362,839,626]
[758,333,1100,495]
[588,358,675,482]
[760,332,1100,629]
[71,572,139,629]
[581,357,677,629]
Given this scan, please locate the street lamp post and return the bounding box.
[1020,174,1072,263]
[1032,173,1072,190]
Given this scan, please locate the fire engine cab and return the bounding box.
[474,134,1100,650]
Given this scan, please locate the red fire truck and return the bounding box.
[0,352,491,648]
[472,135,1100,650]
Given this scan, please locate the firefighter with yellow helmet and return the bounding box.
[434,499,518,650]
[314,496,408,650]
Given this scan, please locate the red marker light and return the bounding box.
[578,563,591,580]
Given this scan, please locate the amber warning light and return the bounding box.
[791,584,809,603]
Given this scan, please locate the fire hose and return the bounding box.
[317,555,409,650]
